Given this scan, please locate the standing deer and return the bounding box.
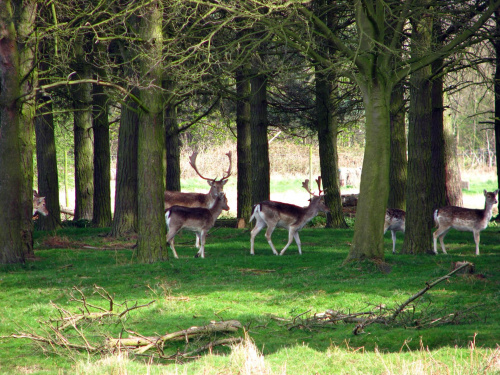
[433,189,498,255]
[164,151,232,211]
[249,178,330,256]
[33,190,49,217]
[165,192,229,259]
[384,208,405,254]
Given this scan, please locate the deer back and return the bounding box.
[385,208,405,232]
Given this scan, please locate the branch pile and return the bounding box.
[2,285,243,360]
[272,261,480,334]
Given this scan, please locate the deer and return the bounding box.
[165,192,229,259]
[433,189,499,255]
[384,208,405,254]
[33,190,49,218]
[164,151,232,211]
[249,177,330,256]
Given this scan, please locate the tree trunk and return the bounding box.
[72,34,94,221]
[315,71,347,228]
[402,11,434,254]
[250,72,270,205]
[0,0,28,263]
[444,113,463,206]
[111,96,139,236]
[92,82,112,227]
[388,82,407,210]
[494,9,500,197]
[236,65,253,226]
[35,87,62,230]
[165,102,181,192]
[18,0,37,256]
[346,82,391,261]
[136,1,168,262]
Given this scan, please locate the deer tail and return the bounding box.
[249,204,260,223]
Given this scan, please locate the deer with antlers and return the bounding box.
[249,177,330,256]
[164,151,232,211]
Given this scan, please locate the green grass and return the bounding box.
[1,225,499,374]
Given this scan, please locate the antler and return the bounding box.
[189,151,233,182]
[315,176,323,195]
[189,152,213,181]
[302,179,316,196]
[220,151,232,181]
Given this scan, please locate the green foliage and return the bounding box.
[0,226,499,373]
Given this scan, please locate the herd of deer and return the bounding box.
[31,152,498,258]
[164,151,498,258]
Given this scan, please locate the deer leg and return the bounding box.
[473,230,480,256]
[195,231,206,258]
[250,220,267,255]
[264,225,279,255]
[433,226,449,254]
[294,232,302,255]
[166,227,180,259]
[195,233,201,249]
[279,228,297,256]
[391,230,397,254]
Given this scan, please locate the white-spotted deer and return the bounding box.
[384,208,405,254]
[164,151,232,211]
[33,190,49,217]
[433,189,499,255]
[165,192,229,259]
[249,177,330,256]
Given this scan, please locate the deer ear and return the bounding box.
[221,179,228,186]
[484,189,487,196]
[208,180,215,187]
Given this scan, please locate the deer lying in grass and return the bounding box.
[249,178,330,256]
[33,190,49,217]
[164,151,232,211]
[384,208,405,254]
[433,189,499,255]
[165,192,229,259]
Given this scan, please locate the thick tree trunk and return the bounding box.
[92,82,112,227]
[136,1,168,262]
[346,82,391,261]
[250,72,270,205]
[72,34,94,221]
[388,82,407,210]
[315,71,347,228]
[0,0,24,263]
[111,96,139,236]
[236,65,253,226]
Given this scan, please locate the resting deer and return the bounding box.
[384,208,405,254]
[33,190,49,217]
[164,151,232,211]
[433,189,499,255]
[249,177,330,256]
[165,192,229,259]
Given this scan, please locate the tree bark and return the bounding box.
[71,33,94,221]
[136,1,168,262]
[315,71,347,228]
[494,9,500,197]
[111,96,139,236]
[388,82,407,210]
[165,101,181,192]
[236,65,253,226]
[250,71,270,205]
[92,82,112,227]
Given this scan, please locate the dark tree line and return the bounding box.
[1,0,500,265]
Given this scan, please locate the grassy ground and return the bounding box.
[1,221,499,374]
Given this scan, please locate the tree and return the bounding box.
[136,1,168,262]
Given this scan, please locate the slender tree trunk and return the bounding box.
[111,96,139,236]
[165,102,181,192]
[92,82,112,227]
[250,71,270,205]
[0,0,24,264]
[347,81,391,261]
[136,1,168,262]
[35,89,62,230]
[236,65,253,226]
[444,113,463,206]
[315,71,347,228]
[72,34,93,221]
[18,0,37,256]
[388,82,407,210]
[494,9,500,198]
